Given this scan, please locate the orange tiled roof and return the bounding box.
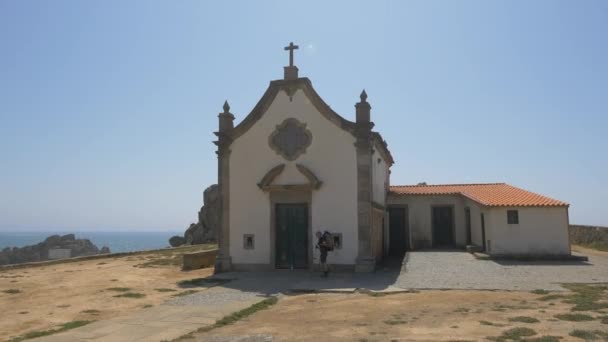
[389,183,568,207]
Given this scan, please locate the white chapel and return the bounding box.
[213,43,571,273]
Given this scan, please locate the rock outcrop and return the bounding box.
[171,184,219,247]
[0,234,111,266]
[169,235,186,247]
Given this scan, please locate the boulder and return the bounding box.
[44,235,62,246]
[169,235,186,247]
[61,234,76,242]
[100,246,111,254]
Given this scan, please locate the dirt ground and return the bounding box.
[200,290,608,341]
[0,245,215,341]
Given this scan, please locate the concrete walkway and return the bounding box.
[30,287,266,342]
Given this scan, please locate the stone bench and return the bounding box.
[466,245,483,253]
[182,249,217,270]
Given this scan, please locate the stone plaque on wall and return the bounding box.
[268,118,312,161]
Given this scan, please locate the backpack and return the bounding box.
[322,231,335,251]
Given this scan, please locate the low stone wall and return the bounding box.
[0,245,213,271]
[569,225,608,245]
[182,249,217,270]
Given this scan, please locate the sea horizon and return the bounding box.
[0,230,183,253]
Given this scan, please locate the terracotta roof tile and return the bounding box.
[389,183,568,207]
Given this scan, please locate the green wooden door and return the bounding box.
[275,204,308,269]
[432,206,454,246]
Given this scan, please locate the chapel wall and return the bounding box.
[371,148,389,206]
[228,89,359,266]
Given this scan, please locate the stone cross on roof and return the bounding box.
[284,42,299,67]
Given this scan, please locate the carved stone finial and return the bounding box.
[218,100,234,133]
[360,89,368,103]
[356,89,371,123]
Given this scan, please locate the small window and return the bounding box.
[243,234,255,249]
[507,210,519,224]
[332,233,343,249]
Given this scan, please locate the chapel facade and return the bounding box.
[213,43,571,273]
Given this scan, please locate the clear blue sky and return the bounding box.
[1,0,606,231]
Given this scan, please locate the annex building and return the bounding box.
[213,43,571,273]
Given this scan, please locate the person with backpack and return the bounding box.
[315,230,334,277]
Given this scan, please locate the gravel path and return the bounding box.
[395,250,608,291]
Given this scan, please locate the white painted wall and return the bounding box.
[371,148,389,206]
[485,207,570,255]
[229,89,359,266]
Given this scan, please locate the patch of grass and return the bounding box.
[521,336,562,342]
[383,320,407,325]
[106,287,132,292]
[136,257,181,268]
[454,307,470,313]
[599,315,608,324]
[18,311,28,314]
[554,313,594,321]
[143,304,153,308]
[502,327,537,339]
[487,327,537,342]
[561,283,608,311]
[577,242,608,252]
[7,320,93,342]
[2,289,21,294]
[81,309,101,315]
[537,294,565,301]
[480,320,497,326]
[154,288,177,292]
[509,316,540,323]
[132,245,215,269]
[172,289,199,297]
[113,292,145,299]
[531,289,550,295]
[569,329,608,340]
[169,297,278,341]
[215,297,277,327]
[176,277,230,288]
[494,303,535,310]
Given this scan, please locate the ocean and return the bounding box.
[0,230,182,253]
